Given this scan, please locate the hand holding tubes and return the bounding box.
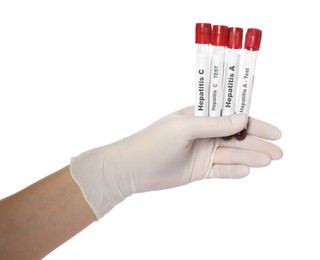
[70,106,282,219]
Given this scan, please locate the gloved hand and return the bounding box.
[70,106,282,219]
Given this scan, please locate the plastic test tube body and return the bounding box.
[221,27,243,116]
[209,25,229,117]
[236,28,262,115]
[194,23,211,116]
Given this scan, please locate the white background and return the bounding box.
[0,0,319,259]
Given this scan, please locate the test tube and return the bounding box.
[194,23,211,116]
[236,28,262,115]
[221,27,243,116]
[209,25,229,117]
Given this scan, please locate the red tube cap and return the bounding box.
[245,28,262,51]
[195,23,212,44]
[227,27,243,49]
[212,25,229,46]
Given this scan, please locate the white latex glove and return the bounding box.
[70,106,282,219]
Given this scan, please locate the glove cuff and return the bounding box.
[70,146,126,220]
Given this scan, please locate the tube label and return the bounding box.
[195,53,210,116]
[236,52,257,115]
[209,54,224,117]
[222,52,240,116]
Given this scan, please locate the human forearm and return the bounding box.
[0,165,96,259]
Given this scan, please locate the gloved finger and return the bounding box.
[173,106,281,140]
[206,164,250,179]
[213,147,272,167]
[247,117,282,140]
[183,114,248,140]
[218,135,283,160]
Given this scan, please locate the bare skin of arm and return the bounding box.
[0,165,96,259]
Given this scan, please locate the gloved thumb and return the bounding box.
[185,114,248,140]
